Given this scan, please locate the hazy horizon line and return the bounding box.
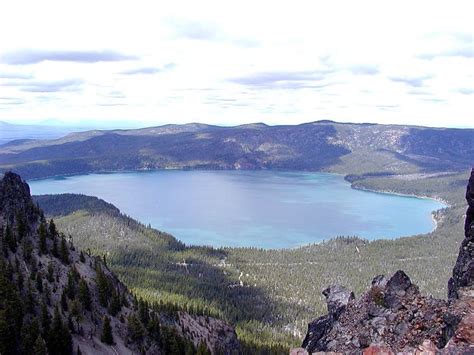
[1,118,473,130]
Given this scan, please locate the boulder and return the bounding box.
[323,285,355,317]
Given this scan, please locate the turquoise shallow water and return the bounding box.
[28,170,446,249]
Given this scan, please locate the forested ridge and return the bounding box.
[1,121,473,180]
[0,172,245,354]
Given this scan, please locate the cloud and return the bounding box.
[418,46,473,60]
[0,97,25,105]
[406,89,433,96]
[167,18,260,47]
[349,65,379,75]
[389,75,432,87]
[230,38,260,48]
[450,32,473,43]
[418,31,473,60]
[456,88,474,95]
[0,72,33,79]
[119,63,176,75]
[97,103,127,106]
[1,49,137,65]
[102,90,126,99]
[420,98,445,103]
[376,104,399,111]
[168,19,221,41]
[4,78,83,92]
[229,70,334,89]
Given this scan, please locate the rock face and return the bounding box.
[177,312,241,352]
[298,169,474,354]
[0,171,39,226]
[302,285,354,352]
[448,168,474,299]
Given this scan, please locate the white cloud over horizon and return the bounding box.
[0,0,472,128]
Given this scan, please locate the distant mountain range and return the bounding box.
[0,121,77,146]
[0,120,473,179]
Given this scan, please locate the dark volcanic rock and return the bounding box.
[0,171,39,225]
[448,168,474,299]
[300,270,450,354]
[302,285,354,353]
[323,285,355,317]
[384,270,415,310]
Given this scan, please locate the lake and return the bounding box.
[28,170,446,249]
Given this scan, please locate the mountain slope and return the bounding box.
[1,121,473,179]
[0,172,241,354]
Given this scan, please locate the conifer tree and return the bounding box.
[40,302,50,336]
[38,222,48,255]
[48,219,57,237]
[61,290,69,311]
[100,316,114,345]
[147,312,161,342]
[47,262,54,283]
[4,225,17,252]
[138,298,149,325]
[21,318,40,351]
[78,279,91,311]
[108,289,121,316]
[36,272,43,293]
[65,270,76,299]
[33,335,48,355]
[47,307,72,355]
[25,282,35,314]
[60,237,70,264]
[127,314,144,343]
[51,236,58,257]
[96,267,110,307]
[16,211,27,241]
[197,341,211,355]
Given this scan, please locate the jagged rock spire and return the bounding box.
[0,171,38,225]
[448,168,474,299]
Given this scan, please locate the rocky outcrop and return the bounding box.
[0,171,40,225]
[301,271,450,354]
[448,168,474,299]
[302,285,354,351]
[177,312,241,353]
[297,169,474,354]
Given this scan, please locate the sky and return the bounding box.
[0,0,472,129]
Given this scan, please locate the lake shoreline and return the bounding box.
[29,169,445,250]
[348,183,450,237]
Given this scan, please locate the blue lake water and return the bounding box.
[28,170,446,249]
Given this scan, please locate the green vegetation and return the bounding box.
[34,170,469,350]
